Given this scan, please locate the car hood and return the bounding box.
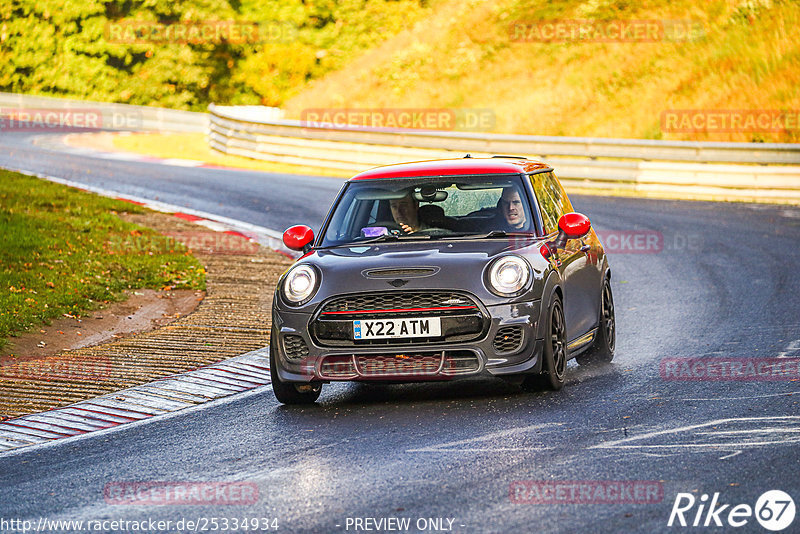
[280,238,550,311]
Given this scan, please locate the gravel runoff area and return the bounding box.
[0,210,293,420]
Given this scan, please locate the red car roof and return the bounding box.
[349,158,550,181]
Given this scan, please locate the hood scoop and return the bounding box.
[362,267,440,279]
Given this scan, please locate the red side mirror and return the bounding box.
[558,212,591,239]
[283,225,314,251]
[551,212,591,249]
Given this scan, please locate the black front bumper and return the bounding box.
[272,299,543,383]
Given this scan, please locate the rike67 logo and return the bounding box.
[668,490,795,531]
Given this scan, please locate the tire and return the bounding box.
[576,278,615,366]
[522,294,567,391]
[269,332,322,405]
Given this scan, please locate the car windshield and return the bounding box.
[320,174,535,247]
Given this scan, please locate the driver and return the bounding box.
[498,187,530,231]
[390,191,426,233]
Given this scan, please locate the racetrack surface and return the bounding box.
[1,132,799,533]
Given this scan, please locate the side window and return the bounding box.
[530,172,571,234]
[366,200,380,225]
[325,197,376,242]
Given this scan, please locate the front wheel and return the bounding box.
[269,333,322,405]
[576,278,615,366]
[522,294,567,391]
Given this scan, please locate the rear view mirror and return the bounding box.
[414,186,448,202]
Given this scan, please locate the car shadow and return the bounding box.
[271,360,624,412]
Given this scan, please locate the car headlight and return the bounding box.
[283,264,318,304]
[488,255,530,296]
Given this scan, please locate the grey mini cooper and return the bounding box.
[270,157,615,404]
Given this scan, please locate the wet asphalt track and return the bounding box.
[1,132,799,533]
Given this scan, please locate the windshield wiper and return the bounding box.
[477,230,510,238]
[353,233,434,245]
[444,230,534,239]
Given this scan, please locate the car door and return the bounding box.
[530,172,600,343]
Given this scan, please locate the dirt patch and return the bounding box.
[0,209,294,421]
[0,289,205,365]
[64,131,119,151]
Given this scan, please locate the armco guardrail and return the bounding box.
[209,104,800,203]
[0,92,206,133]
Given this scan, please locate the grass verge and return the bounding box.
[0,170,206,349]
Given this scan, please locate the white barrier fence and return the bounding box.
[208,104,800,203]
[1,92,797,203]
[0,92,207,133]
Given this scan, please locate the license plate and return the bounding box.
[353,317,441,340]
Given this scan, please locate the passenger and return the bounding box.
[498,187,531,231]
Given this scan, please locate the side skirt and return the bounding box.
[567,328,597,358]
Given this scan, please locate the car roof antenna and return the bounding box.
[464,154,472,158]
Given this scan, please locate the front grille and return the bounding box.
[443,350,482,375]
[320,355,357,378]
[493,326,524,354]
[317,350,482,380]
[320,291,476,315]
[283,334,309,360]
[356,353,442,376]
[313,291,486,347]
